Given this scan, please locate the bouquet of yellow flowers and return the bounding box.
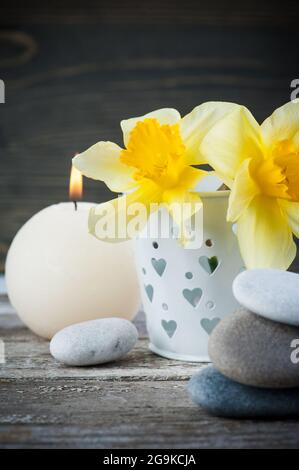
[73,100,299,270]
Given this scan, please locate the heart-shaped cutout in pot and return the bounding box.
[199,256,219,275]
[183,288,203,307]
[200,317,221,335]
[145,284,154,302]
[161,319,177,338]
[151,258,167,277]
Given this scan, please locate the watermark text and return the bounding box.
[0,80,5,103]
[89,200,204,248]
[0,340,5,364]
[290,79,299,102]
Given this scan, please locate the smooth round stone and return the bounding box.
[233,268,299,326]
[188,366,299,418]
[50,318,138,366]
[209,308,299,388]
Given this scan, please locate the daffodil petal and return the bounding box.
[73,141,136,193]
[88,180,162,242]
[180,101,241,164]
[236,195,296,269]
[261,101,299,149]
[121,108,181,147]
[200,106,263,187]
[160,165,205,232]
[227,158,260,222]
[280,200,299,238]
[163,189,202,220]
[294,129,299,148]
[179,166,207,190]
[162,189,202,245]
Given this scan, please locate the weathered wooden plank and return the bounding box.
[1,304,299,449]
[1,0,299,27]
[0,313,202,380]
[1,379,299,449]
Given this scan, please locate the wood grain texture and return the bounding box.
[1,305,299,449]
[0,313,202,381]
[1,0,299,27]
[1,1,299,270]
[2,380,299,449]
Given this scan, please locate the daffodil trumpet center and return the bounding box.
[120,118,188,190]
[254,140,299,202]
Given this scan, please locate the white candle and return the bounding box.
[5,168,140,339]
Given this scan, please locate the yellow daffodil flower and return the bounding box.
[73,103,238,242]
[200,101,299,270]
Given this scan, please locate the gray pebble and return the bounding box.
[209,308,299,388]
[188,366,299,418]
[233,268,299,326]
[50,318,138,366]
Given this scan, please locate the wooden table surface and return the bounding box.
[1,294,299,449]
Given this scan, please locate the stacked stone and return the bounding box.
[188,269,299,418]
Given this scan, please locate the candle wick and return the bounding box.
[73,201,77,211]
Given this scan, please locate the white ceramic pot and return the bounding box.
[134,186,244,362]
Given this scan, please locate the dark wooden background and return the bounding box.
[1,0,299,272]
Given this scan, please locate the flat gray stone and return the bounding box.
[233,268,299,326]
[209,308,299,388]
[188,366,299,418]
[50,318,138,366]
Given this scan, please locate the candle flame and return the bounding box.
[69,164,83,201]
